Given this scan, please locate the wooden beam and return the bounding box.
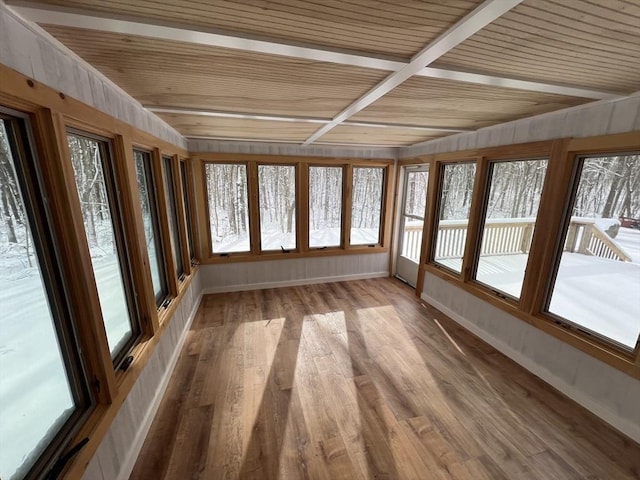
[303,0,525,145]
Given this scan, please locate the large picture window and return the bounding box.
[134,150,169,306]
[474,158,548,299]
[1,114,91,480]
[432,162,476,273]
[68,132,139,359]
[205,163,250,253]
[547,153,640,350]
[163,156,185,278]
[351,167,384,246]
[309,166,343,248]
[258,164,296,251]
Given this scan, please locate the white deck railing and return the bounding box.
[402,218,631,263]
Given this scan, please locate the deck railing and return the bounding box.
[402,217,631,263]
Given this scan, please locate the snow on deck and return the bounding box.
[438,248,640,349]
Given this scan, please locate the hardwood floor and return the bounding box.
[130,278,640,480]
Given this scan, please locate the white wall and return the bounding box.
[0,3,187,149]
[200,253,389,293]
[81,271,202,480]
[188,138,396,160]
[400,93,640,158]
[421,272,640,443]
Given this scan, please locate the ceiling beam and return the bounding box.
[8,1,617,101]
[147,106,471,133]
[303,0,525,145]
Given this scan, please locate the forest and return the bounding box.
[204,164,386,252]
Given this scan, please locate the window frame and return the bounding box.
[308,163,346,251]
[1,65,197,479]
[133,147,171,308]
[256,162,300,253]
[179,158,197,262]
[0,108,95,480]
[429,158,478,277]
[66,128,144,365]
[161,154,188,281]
[469,155,550,303]
[539,141,640,356]
[197,155,394,263]
[349,165,387,247]
[419,138,640,377]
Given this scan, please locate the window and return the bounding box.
[180,160,195,260]
[309,166,343,248]
[351,167,384,246]
[399,168,429,263]
[547,153,640,350]
[1,114,91,480]
[68,132,139,360]
[432,162,476,272]
[163,156,184,278]
[205,163,250,253]
[134,150,169,306]
[474,158,548,299]
[258,164,296,251]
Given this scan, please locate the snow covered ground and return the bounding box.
[437,227,640,348]
[0,257,131,479]
[214,228,379,252]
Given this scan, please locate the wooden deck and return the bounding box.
[130,278,640,479]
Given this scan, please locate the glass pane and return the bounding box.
[180,161,195,259]
[309,166,343,248]
[475,159,548,298]
[68,134,134,357]
[401,169,429,261]
[404,170,428,217]
[258,165,296,251]
[0,119,76,479]
[134,150,167,305]
[205,163,250,253]
[548,154,640,349]
[351,167,384,245]
[433,163,476,273]
[163,157,184,277]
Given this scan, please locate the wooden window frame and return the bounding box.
[349,164,388,248]
[132,147,171,309]
[196,153,394,264]
[65,127,144,367]
[417,138,640,378]
[0,65,196,478]
[0,109,95,480]
[256,162,300,253]
[161,154,189,283]
[179,158,197,263]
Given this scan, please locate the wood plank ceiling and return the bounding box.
[9,0,640,147]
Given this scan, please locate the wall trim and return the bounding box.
[202,271,389,294]
[115,289,204,480]
[421,292,640,444]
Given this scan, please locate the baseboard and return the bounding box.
[202,271,389,294]
[116,289,204,480]
[420,292,640,444]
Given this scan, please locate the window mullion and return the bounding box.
[248,161,261,255]
[343,164,353,248]
[520,138,572,315]
[461,155,489,283]
[299,163,309,252]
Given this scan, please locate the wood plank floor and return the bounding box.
[130,278,640,480]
